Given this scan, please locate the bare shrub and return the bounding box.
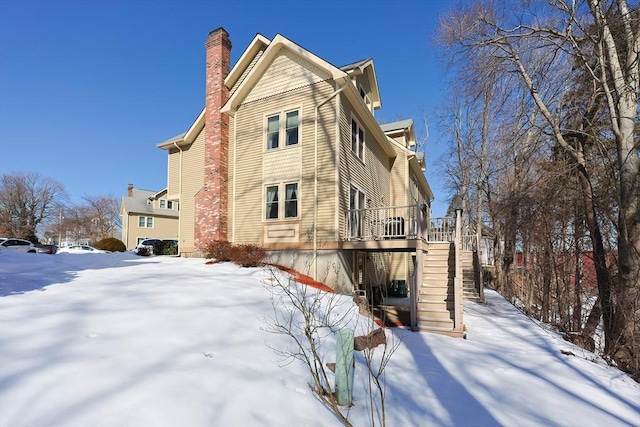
[203,240,233,262]
[262,259,400,427]
[228,244,267,267]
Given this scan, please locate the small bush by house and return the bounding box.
[204,241,266,267]
[228,244,267,267]
[204,240,233,262]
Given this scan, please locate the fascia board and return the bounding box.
[152,188,169,198]
[364,61,382,110]
[156,109,205,150]
[224,33,271,89]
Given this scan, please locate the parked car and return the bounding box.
[0,238,37,253]
[135,238,178,256]
[35,244,58,254]
[135,238,162,253]
[57,245,108,254]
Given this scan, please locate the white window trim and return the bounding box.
[264,107,301,151]
[264,181,300,221]
[348,183,366,238]
[351,115,366,163]
[138,216,154,228]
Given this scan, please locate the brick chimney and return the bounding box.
[127,183,134,197]
[195,27,232,249]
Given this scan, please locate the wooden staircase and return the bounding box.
[462,251,483,302]
[414,242,464,337]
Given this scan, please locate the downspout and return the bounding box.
[173,141,184,256]
[314,83,347,281]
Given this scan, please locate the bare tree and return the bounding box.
[0,172,67,241]
[438,0,639,378]
[81,194,122,241]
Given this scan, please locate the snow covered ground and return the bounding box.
[0,251,638,427]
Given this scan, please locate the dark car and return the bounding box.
[35,244,58,254]
[135,238,178,256]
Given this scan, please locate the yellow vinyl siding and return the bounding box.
[338,99,391,235]
[229,48,265,97]
[231,80,337,244]
[311,91,339,242]
[168,148,180,196]
[390,145,408,206]
[245,50,331,104]
[124,213,178,249]
[178,130,205,252]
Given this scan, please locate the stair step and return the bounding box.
[416,317,455,329]
[417,308,453,320]
[412,324,465,338]
[418,288,452,297]
[418,301,455,311]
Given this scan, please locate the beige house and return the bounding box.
[155,28,480,336]
[120,184,179,249]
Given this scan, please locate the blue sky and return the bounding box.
[0,0,455,216]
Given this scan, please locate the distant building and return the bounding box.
[120,184,178,249]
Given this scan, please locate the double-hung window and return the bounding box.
[266,185,279,219]
[351,118,365,161]
[266,110,299,150]
[284,183,298,218]
[138,216,153,228]
[265,182,299,220]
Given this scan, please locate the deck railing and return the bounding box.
[426,216,456,242]
[345,205,477,249]
[345,205,425,240]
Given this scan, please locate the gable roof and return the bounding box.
[121,188,178,217]
[157,110,205,150]
[380,119,414,133]
[158,32,397,158]
[340,57,381,110]
[221,34,349,115]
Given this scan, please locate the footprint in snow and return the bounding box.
[85,333,98,339]
[203,351,217,358]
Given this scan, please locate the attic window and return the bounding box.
[359,85,372,112]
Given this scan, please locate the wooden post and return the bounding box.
[454,209,463,330]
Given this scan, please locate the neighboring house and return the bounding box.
[120,184,179,249]
[154,28,477,336]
